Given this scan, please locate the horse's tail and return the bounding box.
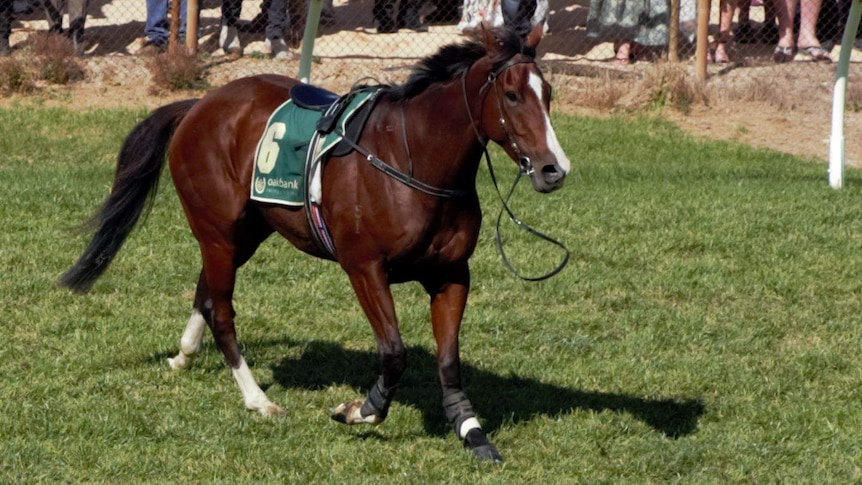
[60,98,199,293]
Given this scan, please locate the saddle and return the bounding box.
[290,83,382,158]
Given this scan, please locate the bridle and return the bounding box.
[461,53,570,282]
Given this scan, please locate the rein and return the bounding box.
[462,55,570,282]
[332,134,467,199]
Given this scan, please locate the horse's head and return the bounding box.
[475,26,570,193]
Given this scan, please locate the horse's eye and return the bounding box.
[505,91,518,102]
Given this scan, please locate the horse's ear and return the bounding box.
[480,23,504,55]
[524,24,544,49]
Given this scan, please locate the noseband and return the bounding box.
[461,54,570,282]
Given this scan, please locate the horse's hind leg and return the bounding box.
[168,271,209,370]
[206,216,285,415]
[176,209,282,415]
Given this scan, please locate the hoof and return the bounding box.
[331,400,379,425]
[463,428,503,463]
[167,353,190,370]
[261,404,287,417]
[246,400,286,417]
[470,444,503,463]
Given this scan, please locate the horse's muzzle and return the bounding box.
[530,162,566,193]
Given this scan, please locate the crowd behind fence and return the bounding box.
[0,0,859,87]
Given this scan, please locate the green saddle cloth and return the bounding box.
[251,90,376,206]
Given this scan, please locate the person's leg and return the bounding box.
[0,0,12,55]
[265,0,286,40]
[772,0,795,61]
[397,0,427,30]
[798,0,823,46]
[373,0,397,32]
[221,0,241,27]
[219,0,243,54]
[797,0,831,59]
[715,0,735,62]
[145,0,169,43]
[66,0,87,47]
[44,0,64,34]
[501,0,535,38]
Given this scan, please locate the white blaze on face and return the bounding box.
[529,72,571,174]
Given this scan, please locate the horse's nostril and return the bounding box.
[542,164,564,184]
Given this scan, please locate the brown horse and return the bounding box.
[61,26,569,462]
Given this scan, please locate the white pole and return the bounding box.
[830,0,862,189]
[299,0,324,84]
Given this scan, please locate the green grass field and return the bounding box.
[2,106,861,483]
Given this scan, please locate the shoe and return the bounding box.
[264,37,291,59]
[798,45,832,62]
[218,25,242,56]
[138,38,166,56]
[773,45,794,63]
[713,42,731,64]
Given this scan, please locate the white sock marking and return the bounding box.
[168,310,207,370]
[232,357,276,413]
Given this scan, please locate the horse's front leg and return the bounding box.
[331,264,405,424]
[424,264,502,462]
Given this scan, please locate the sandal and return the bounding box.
[714,41,731,64]
[798,45,832,63]
[773,45,794,63]
[613,42,633,65]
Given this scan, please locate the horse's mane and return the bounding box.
[385,28,536,101]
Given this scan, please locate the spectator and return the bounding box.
[714,0,738,63]
[374,0,426,33]
[43,0,88,53]
[218,0,290,58]
[501,0,535,38]
[586,0,669,64]
[0,0,10,56]
[217,0,245,56]
[241,0,335,35]
[458,0,546,37]
[425,0,460,23]
[140,0,189,54]
[773,0,831,62]
[734,0,778,44]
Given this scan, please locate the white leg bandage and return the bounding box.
[459,417,482,439]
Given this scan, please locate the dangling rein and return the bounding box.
[462,56,570,282]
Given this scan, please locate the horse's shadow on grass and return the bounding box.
[269,339,704,439]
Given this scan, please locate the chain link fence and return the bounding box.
[5,0,862,93]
